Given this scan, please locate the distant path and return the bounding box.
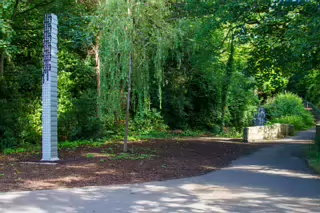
[1,129,320,213]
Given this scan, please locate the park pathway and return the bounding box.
[1,129,320,213]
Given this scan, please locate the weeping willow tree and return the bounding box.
[96,0,177,151]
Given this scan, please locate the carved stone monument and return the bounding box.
[42,14,59,161]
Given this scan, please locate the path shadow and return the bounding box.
[1,164,320,213]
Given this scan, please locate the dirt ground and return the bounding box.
[0,138,271,192]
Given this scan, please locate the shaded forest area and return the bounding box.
[1,0,319,150]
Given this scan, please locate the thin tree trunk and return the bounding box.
[95,46,101,118]
[124,54,133,152]
[124,0,133,152]
[93,33,101,117]
[220,32,235,132]
[0,51,4,82]
[94,45,101,97]
[114,111,119,130]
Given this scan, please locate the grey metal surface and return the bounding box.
[42,14,59,161]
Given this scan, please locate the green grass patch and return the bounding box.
[1,129,212,155]
[216,129,243,139]
[104,152,156,160]
[2,140,107,155]
[104,147,157,160]
[112,152,156,160]
[129,129,207,140]
[3,146,41,155]
[86,153,95,159]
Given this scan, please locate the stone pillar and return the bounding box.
[243,128,249,142]
[288,125,294,136]
[42,14,59,161]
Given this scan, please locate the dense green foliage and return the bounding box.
[306,144,320,174]
[0,0,319,150]
[265,92,315,131]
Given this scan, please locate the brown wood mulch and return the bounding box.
[0,138,271,192]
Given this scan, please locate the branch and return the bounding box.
[16,0,56,17]
[11,0,21,21]
[14,27,42,31]
[219,27,232,50]
[0,51,4,82]
[217,24,240,53]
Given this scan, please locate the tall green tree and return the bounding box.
[96,0,177,151]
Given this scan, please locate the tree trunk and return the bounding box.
[124,53,133,152]
[114,111,119,130]
[93,34,101,118]
[220,32,235,132]
[94,47,101,97]
[0,51,4,82]
[94,35,101,98]
[123,0,133,152]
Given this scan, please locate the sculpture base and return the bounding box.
[41,157,59,162]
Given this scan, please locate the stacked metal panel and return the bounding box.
[42,14,59,161]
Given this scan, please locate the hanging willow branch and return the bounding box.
[95,0,179,150]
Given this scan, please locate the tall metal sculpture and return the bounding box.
[42,14,59,161]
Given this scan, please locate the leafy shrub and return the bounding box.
[133,108,168,134]
[0,98,42,150]
[271,115,313,131]
[265,92,304,117]
[59,90,103,141]
[265,92,315,131]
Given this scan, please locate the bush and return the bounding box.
[133,109,168,134]
[265,92,305,117]
[59,90,103,141]
[270,114,314,131]
[265,92,315,131]
[0,98,42,150]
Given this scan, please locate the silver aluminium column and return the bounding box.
[42,14,59,161]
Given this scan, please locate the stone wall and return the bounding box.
[244,124,294,142]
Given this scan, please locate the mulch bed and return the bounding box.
[0,138,271,192]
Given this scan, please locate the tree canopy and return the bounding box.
[0,0,319,150]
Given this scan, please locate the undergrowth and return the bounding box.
[306,144,320,174]
[265,92,315,131]
[1,129,216,155]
